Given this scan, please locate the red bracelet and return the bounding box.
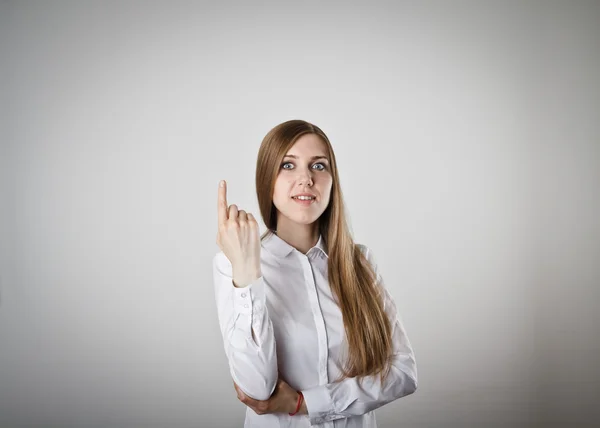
[289,391,304,416]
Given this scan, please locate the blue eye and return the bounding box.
[281,162,327,171]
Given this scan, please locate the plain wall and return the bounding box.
[1,1,599,427]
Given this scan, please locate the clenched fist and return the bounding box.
[216,180,262,288]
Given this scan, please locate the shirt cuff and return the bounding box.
[232,276,265,316]
[301,384,338,425]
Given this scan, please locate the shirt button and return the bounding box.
[241,293,247,298]
[244,304,249,308]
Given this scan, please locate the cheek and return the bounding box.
[322,178,333,196]
[272,180,288,202]
[273,176,295,193]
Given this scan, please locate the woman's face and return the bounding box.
[272,134,333,228]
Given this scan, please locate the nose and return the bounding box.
[297,168,313,186]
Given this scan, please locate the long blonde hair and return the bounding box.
[255,119,393,384]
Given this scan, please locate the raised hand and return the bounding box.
[216,180,262,288]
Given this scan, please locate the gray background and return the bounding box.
[1,0,599,427]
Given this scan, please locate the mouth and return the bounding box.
[291,196,316,206]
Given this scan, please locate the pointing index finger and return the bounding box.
[217,180,228,224]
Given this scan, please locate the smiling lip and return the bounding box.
[291,197,316,206]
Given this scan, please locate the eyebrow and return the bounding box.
[284,154,329,161]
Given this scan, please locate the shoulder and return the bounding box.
[355,244,397,309]
[355,243,376,265]
[356,243,369,254]
[355,243,384,288]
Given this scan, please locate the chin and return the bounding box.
[291,215,318,225]
[282,211,320,226]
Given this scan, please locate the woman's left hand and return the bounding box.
[233,378,301,415]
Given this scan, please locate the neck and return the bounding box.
[275,220,319,255]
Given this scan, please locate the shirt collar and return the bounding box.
[262,231,329,259]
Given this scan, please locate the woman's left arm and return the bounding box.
[301,246,418,426]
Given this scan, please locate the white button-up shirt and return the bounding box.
[213,232,418,427]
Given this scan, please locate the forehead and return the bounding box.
[286,134,328,156]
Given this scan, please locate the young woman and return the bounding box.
[213,119,417,427]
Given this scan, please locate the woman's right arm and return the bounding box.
[213,252,278,401]
[213,180,278,401]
